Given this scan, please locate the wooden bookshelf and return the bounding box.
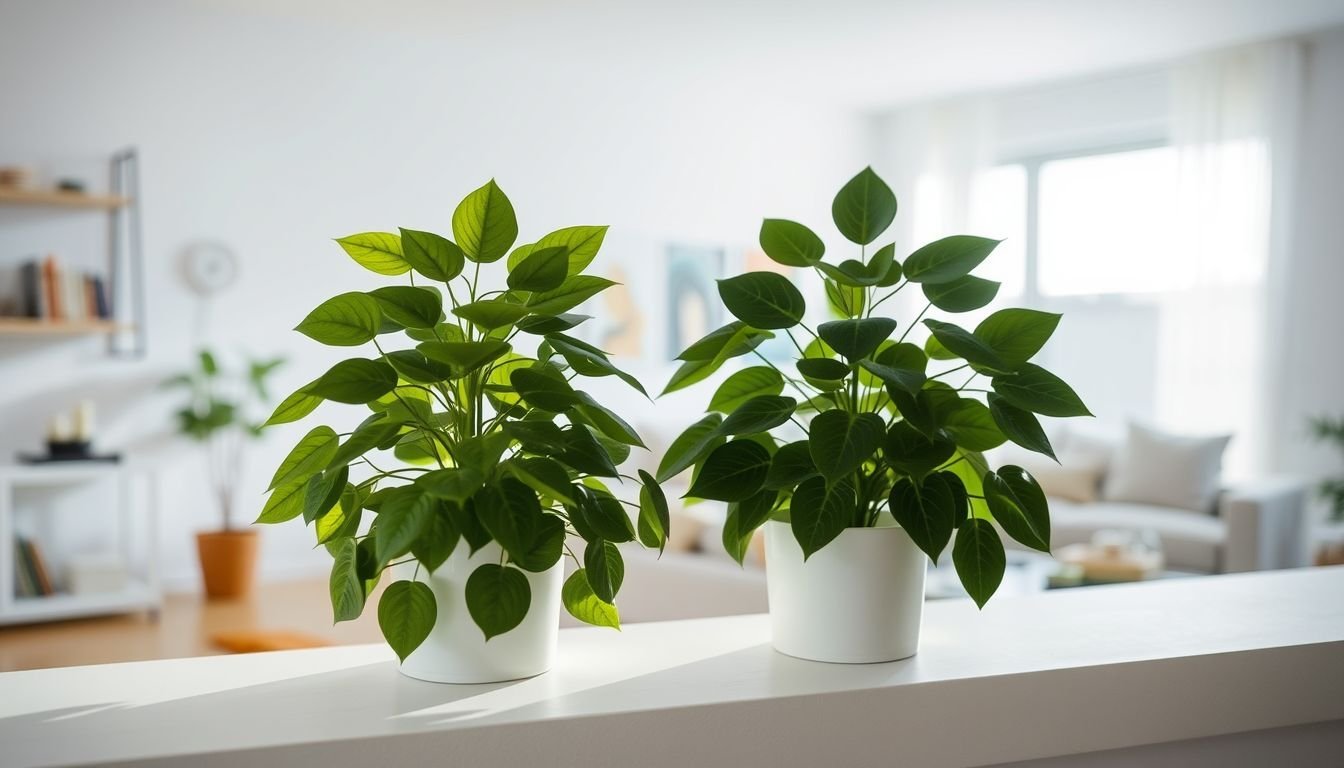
[0,187,130,210]
[0,318,127,336]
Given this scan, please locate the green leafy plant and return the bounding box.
[662,167,1091,607]
[1310,415,1344,522]
[257,180,665,658]
[164,349,284,530]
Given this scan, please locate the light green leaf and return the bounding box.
[256,479,308,524]
[824,277,865,318]
[378,580,437,662]
[452,299,529,331]
[264,385,322,427]
[452,179,518,263]
[335,232,410,276]
[656,413,725,482]
[295,292,381,346]
[535,225,609,275]
[942,398,1007,451]
[708,367,784,414]
[329,538,366,622]
[268,425,339,490]
[562,569,620,629]
[526,275,616,316]
[418,340,511,378]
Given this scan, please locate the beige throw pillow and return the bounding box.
[1102,423,1231,514]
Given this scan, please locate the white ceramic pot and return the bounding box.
[397,539,563,684]
[764,519,926,663]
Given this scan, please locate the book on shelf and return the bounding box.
[10,254,111,323]
[12,537,55,598]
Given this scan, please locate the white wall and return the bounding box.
[0,0,863,588]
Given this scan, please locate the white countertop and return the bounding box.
[2,568,1342,767]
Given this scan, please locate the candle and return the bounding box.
[73,400,95,441]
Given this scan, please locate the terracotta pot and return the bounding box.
[196,530,259,599]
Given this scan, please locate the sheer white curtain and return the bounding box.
[1157,41,1302,478]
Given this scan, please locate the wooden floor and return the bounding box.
[0,580,385,672]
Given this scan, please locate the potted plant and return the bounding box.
[661,167,1091,663]
[164,349,284,599]
[257,180,666,684]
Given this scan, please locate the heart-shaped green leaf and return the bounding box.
[378,580,437,662]
[335,232,409,276]
[764,440,818,490]
[941,398,1007,451]
[296,292,381,346]
[809,410,884,481]
[369,286,442,330]
[889,472,961,561]
[562,569,620,629]
[398,228,464,282]
[307,359,398,404]
[535,225,608,275]
[759,218,824,266]
[984,465,1051,552]
[831,167,897,246]
[687,440,771,502]
[789,476,856,559]
[452,180,518,263]
[709,366,784,414]
[656,414,725,482]
[465,563,531,640]
[418,340,511,379]
[885,420,957,479]
[583,539,625,604]
[507,245,569,292]
[975,309,1060,366]
[717,272,806,330]
[818,318,897,361]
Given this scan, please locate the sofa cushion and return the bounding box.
[1049,500,1225,573]
[1103,423,1231,514]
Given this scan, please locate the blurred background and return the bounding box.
[1,0,1342,669]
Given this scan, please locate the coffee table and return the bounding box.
[924,550,1199,601]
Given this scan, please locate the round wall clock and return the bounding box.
[181,241,239,296]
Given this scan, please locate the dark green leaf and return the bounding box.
[764,440,818,490]
[953,518,1006,608]
[449,499,492,554]
[510,366,581,411]
[923,319,1010,372]
[384,349,453,384]
[573,394,646,447]
[656,414,725,482]
[717,272,806,330]
[378,580,436,662]
[376,487,436,565]
[556,425,620,477]
[984,466,1051,552]
[686,440,771,501]
[923,275,1001,312]
[584,540,625,603]
[504,457,578,505]
[858,360,925,397]
[975,309,1060,366]
[716,395,796,437]
[759,218,824,266]
[465,563,531,640]
[513,513,565,573]
[993,364,1092,417]
[831,167,897,246]
[526,276,616,315]
[369,286,442,330]
[307,358,398,404]
[677,321,769,361]
[410,504,460,573]
[723,489,778,564]
[503,419,567,454]
[302,466,348,524]
[562,569,620,629]
[452,299,529,331]
[817,259,885,287]
[516,313,590,335]
[818,318,897,361]
[888,473,957,561]
[418,340,511,378]
[416,467,484,503]
[507,245,569,292]
[452,179,518,263]
[329,538,366,622]
[884,421,957,479]
[399,227,464,281]
[789,476,855,559]
[473,480,542,561]
[708,366,784,414]
[870,243,901,287]
[328,419,401,470]
[904,235,1000,284]
[824,277,865,318]
[636,470,670,552]
[335,232,409,276]
[575,487,636,543]
[809,410,884,481]
[547,334,647,396]
[796,357,849,386]
[296,292,381,346]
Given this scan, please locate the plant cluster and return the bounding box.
[257,181,665,660]
[165,349,283,530]
[662,167,1091,606]
[1310,415,1344,522]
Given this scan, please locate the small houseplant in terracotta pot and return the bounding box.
[257,180,666,683]
[661,167,1090,663]
[165,349,283,599]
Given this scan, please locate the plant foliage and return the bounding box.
[665,167,1090,607]
[259,180,661,658]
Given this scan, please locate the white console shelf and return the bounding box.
[1,568,1341,768]
[0,462,160,625]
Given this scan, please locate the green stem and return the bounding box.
[897,302,931,344]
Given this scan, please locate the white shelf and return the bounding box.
[0,580,157,625]
[0,462,123,487]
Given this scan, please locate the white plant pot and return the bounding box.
[764,519,926,663]
[397,540,563,684]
